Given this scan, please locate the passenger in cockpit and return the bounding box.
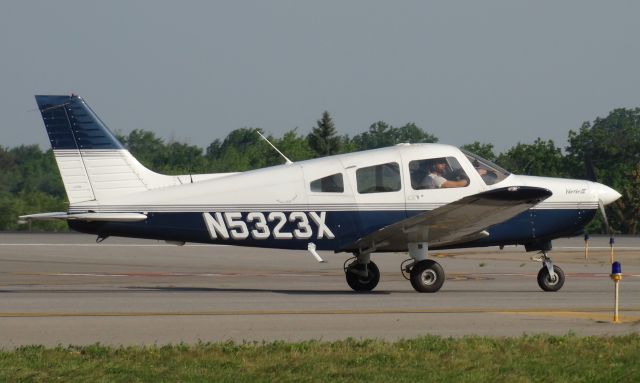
[472,159,498,184]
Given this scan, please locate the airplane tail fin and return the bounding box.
[35,94,183,204]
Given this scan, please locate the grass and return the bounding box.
[1,335,639,382]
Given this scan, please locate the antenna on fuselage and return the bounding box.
[256,130,293,165]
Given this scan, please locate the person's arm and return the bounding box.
[431,173,469,188]
[441,179,468,188]
[430,174,446,188]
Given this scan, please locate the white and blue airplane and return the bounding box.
[20,94,622,293]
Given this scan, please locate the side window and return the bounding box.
[356,162,401,194]
[310,173,344,193]
[409,157,469,190]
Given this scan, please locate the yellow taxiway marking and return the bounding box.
[501,311,640,322]
[1,307,639,319]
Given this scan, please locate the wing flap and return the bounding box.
[349,186,552,252]
[18,212,147,223]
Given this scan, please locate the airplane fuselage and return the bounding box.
[66,144,603,253]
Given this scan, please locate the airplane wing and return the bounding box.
[18,212,147,223]
[347,186,552,252]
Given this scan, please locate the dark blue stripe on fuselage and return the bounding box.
[68,208,597,252]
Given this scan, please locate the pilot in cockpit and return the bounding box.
[428,158,469,188]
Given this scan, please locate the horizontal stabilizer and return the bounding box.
[18,212,147,223]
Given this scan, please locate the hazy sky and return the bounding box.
[2,1,639,153]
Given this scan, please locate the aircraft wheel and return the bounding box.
[410,260,445,293]
[537,265,565,292]
[346,261,380,292]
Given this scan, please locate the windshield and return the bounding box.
[460,149,510,186]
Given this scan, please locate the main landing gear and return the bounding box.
[402,242,445,293]
[403,259,445,293]
[344,253,380,292]
[344,242,446,293]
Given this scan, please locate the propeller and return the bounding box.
[585,154,619,235]
[598,199,613,235]
[583,154,622,263]
[595,187,622,263]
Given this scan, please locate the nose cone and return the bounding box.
[593,183,622,205]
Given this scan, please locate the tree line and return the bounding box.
[1,108,638,233]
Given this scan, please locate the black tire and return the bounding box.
[410,260,445,293]
[537,265,565,292]
[346,261,380,292]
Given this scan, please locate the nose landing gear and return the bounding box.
[535,251,565,292]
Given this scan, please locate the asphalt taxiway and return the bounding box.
[1,233,639,348]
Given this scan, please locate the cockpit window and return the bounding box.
[461,149,510,186]
[409,157,469,190]
[310,173,344,192]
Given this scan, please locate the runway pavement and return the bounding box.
[1,232,639,348]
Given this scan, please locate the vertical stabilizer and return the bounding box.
[35,95,183,204]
